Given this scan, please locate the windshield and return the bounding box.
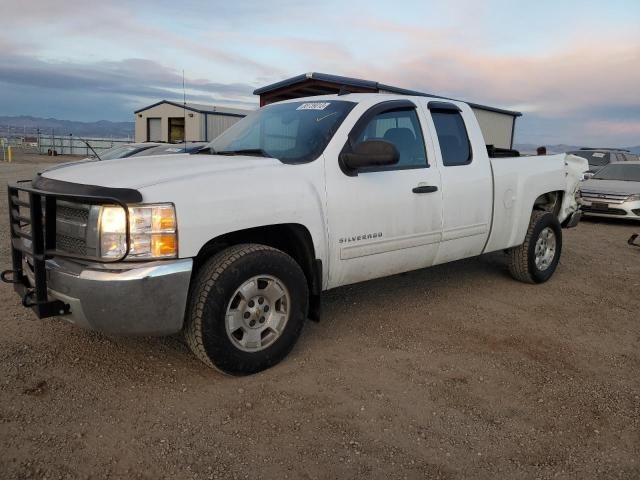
[206,100,356,163]
[593,163,640,181]
[100,145,148,160]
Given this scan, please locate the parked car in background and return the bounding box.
[569,148,638,176]
[92,142,208,160]
[580,161,640,220]
[99,142,161,160]
[130,142,208,157]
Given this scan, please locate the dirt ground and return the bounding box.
[1,154,639,480]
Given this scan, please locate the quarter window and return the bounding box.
[431,111,472,166]
[356,109,428,168]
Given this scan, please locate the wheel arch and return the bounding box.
[532,190,564,217]
[192,223,322,320]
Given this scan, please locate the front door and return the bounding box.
[325,100,443,288]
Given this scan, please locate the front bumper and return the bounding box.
[22,257,193,335]
[562,210,582,228]
[581,199,640,220]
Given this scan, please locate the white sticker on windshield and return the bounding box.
[296,102,330,111]
[592,152,606,158]
[164,148,182,152]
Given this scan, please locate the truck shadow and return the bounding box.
[580,216,640,227]
[22,252,510,380]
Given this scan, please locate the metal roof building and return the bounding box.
[254,72,522,149]
[134,100,252,143]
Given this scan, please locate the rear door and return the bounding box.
[422,101,493,265]
[325,99,443,288]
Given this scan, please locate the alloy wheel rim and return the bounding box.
[534,227,557,271]
[225,275,290,352]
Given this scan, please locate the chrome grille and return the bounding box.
[580,190,630,205]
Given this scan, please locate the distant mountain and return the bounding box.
[0,115,637,152]
[515,144,640,155]
[0,115,134,139]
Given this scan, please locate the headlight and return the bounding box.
[627,194,640,202]
[99,203,177,260]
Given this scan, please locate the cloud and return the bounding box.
[0,54,258,120]
[2,0,639,145]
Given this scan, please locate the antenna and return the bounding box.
[182,70,186,150]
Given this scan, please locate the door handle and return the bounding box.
[412,185,438,194]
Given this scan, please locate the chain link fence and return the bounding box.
[0,125,132,157]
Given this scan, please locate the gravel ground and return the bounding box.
[1,157,639,480]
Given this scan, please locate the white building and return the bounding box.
[134,100,252,143]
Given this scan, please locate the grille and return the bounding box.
[580,190,630,204]
[57,204,89,223]
[56,234,88,255]
[582,206,627,216]
[55,202,91,256]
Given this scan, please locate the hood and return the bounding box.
[581,179,640,195]
[39,153,282,189]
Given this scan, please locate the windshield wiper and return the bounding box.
[216,148,272,158]
[196,146,216,155]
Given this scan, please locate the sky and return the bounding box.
[1,0,639,146]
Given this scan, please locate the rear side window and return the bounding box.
[431,111,472,166]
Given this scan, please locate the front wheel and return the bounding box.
[185,244,309,375]
[507,211,563,284]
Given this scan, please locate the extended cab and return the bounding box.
[3,94,587,374]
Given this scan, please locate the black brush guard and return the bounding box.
[2,180,132,319]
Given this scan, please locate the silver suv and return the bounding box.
[569,148,638,175]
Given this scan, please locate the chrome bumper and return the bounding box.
[38,258,192,335]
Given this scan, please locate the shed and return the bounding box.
[134,101,251,143]
[254,72,522,149]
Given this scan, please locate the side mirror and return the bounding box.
[340,140,399,172]
[583,171,595,180]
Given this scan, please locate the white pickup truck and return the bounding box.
[4,94,587,374]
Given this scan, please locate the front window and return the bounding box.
[206,100,356,164]
[355,109,428,168]
[593,164,640,181]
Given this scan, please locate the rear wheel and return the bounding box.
[185,244,308,375]
[508,211,563,284]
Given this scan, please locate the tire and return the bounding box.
[184,244,308,375]
[507,211,563,284]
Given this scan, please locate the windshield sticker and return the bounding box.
[164,148,182,152]
[297,102,331,111]
[592,152,606,158]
